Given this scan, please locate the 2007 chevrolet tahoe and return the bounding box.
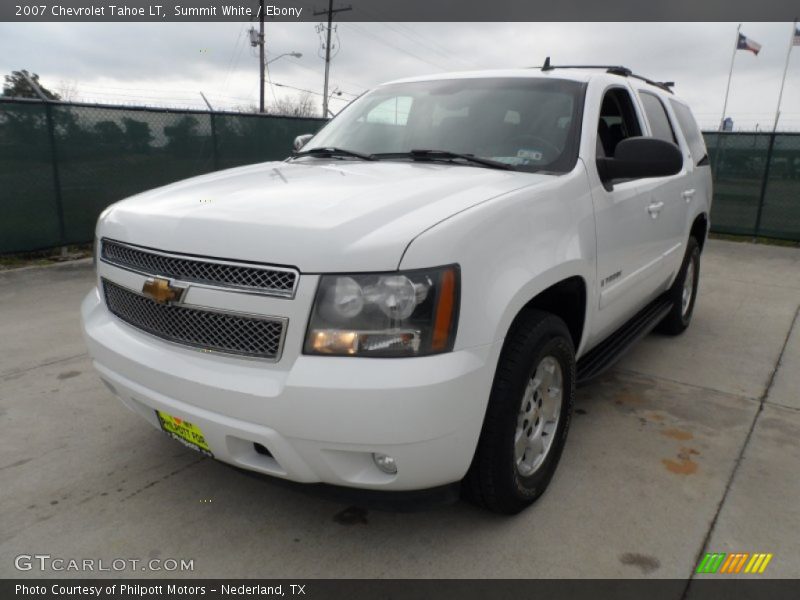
[82,65,711,514]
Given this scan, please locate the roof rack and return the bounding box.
[539,57,674,94]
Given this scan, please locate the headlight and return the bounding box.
[304,265,460,357]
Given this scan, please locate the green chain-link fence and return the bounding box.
[2,97,800,254]
[706,132,800,240]
[0,98,326,253]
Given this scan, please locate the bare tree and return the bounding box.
[236,92,318,117]
[57,79,80,102]
[265,92,318,118]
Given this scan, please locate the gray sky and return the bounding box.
[1,22,799,130]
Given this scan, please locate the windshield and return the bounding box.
[301,77,586,173]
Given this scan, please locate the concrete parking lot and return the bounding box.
[1,239,798,580]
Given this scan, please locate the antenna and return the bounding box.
[541,56,552,71]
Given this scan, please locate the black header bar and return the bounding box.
[2,0,799,22]
[4,579,800,600]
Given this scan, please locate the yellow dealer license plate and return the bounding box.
[156,410,213,457]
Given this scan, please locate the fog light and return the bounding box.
[372,453,398,475]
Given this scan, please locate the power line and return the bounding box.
[271,80,352,101]
[342,22,452,72]
[72,89,204,103]
[379,23,474,69]
[283,55,370,93]
[344,3,475,69]
[367,19,481,71]
[391,23,480,68]
[220,23,248,95]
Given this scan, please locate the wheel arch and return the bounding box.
[504,275,588,353]
[690,212,709,252]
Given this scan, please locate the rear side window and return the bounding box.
[669,100,709,166]
[639,92,677,144]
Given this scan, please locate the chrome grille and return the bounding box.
[102,280,286,360]
[101,239,297,298]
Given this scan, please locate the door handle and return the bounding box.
[682,189,696,203]
[647,201,664,218]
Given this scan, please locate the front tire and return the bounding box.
[464,310,575,515]
[657,236,700,335]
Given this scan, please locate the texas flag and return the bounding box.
[737,33,762,55]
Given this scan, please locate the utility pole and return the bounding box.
[248,2,266,112]
[259,0,265,112]
[314,0,351,118]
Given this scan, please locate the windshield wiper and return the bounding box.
[292,147,376,161]
[372,149,515,171]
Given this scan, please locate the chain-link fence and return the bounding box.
[706,132,800,240]
[0,98,325,253]
[2,97,800,254]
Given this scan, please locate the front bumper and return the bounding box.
[81,288,501,491]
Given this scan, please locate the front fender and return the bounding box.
[400,168,597,355]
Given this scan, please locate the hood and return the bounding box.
[99,159,550,272]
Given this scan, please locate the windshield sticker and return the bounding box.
[517,149,545,162]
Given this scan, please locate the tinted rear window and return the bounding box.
[640,92,677,144]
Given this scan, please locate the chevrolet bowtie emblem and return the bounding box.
[142,277,185,305]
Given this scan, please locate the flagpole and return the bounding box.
[719,24,742,131]
[771,19,797,132]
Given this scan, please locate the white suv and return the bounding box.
[82,65,711,514]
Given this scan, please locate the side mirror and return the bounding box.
[293,134,314,152]
[597,137,683,184]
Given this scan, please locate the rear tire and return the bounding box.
[657,236,700,335]
[464,310,575,515]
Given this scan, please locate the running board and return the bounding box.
[576,295,673,386]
